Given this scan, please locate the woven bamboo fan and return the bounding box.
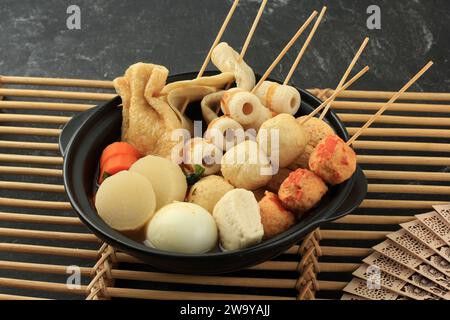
[0,75,450,300]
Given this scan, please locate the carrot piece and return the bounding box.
[99,154,138,184]
[100,142,140,169]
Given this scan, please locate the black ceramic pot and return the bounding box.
[60,72,367,275]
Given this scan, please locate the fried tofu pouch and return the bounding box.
[113,63,182,158]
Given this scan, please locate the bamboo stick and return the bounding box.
[0,227,99,242]
[0,181,65,193]
[364,170,450,182]
[0,126,61,136]
[0,88,115,101]
[0,198,71,210]
[320,246,372,257]
[111,269,296,289]
[197,0,240,78]
[239,0,268,61]
[106,287,294,300]
[0,277,87,295]
[317,280,347,291]
[347,127,450,138]
[250,261,297,271]
[0,114,70,124]
[252,10,319,93]
[0,293,49,300]
[0,76,115,89]
[353,140,450,153]
[338,113,450,127]
[0,154,63,165]
[334,214,415,225]
[0,140,60,151]
[347,61,434,145]
[283,7,327,85]
[0,166,62,177]
[300,67,370,124]
[0,243,98,260]
[0,260,91,276]
[321,230,390,240]
[0,212,82,226]
[319,37,369,120]
[368,184,450,195]
[330,100,450,113]
[318,262,361,273]
[357,155,450,166]
[308,89,450,101]
[0,100,94,112]
[360,199,448,209]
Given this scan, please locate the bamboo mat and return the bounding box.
[0,76,449,300]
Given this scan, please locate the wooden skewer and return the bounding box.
[181,0,240,115]
[251,10,319,93]
[347,61,434,145]
[283,6,327,85]
[222,0,268,92]
[319,37,369,120]
[197,0,240,79]
[239,0,268,61]
[299,66,370,124]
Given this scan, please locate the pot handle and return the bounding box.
[325,167,368,222]
[59,106,98,157]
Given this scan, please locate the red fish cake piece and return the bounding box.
[278,169,328,217]
[309,135,357,185]
[259,191,296,240]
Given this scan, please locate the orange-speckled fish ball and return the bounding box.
[278,169,328,217]
[309,135,357,185]
[259,191,296,240]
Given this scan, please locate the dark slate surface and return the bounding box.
[0,0,449,300]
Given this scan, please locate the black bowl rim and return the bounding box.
[62,71,360,261]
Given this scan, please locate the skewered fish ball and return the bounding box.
[309,135,357,185]
[278,169,328,217]
[221,140,273,190]
[204,116,245,151]
[259,191,296,240]
[257,114,309,168]
[254,81,301,115]
[290,116,335,170]
[184,138,222,176]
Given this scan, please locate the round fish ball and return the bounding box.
[146,202,218,254]
[130,155,187,210]
[291,116,335,170]
[184,138,222,176]
[259,191,296,240]
[187,175,234,213]
[309,134,357,185]
[221,140,273,190]
[257,114,309,168]
[278,169,328,217]
[95,171,156,235]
